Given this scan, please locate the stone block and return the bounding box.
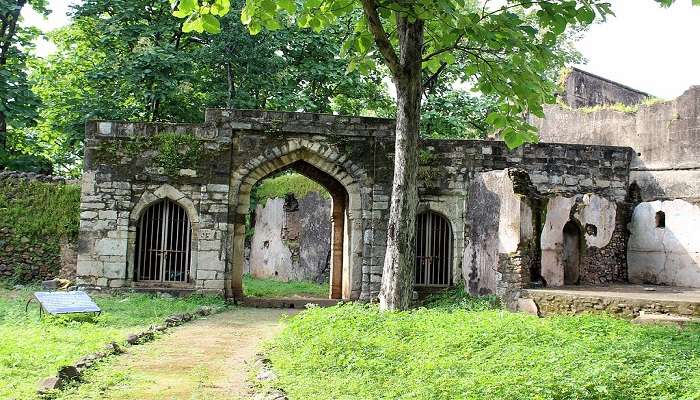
[198,251,221,269]
[98,210,118,220]
[517,298,540,316]
[202,279,225,289]
[80,211,98,220]
[95,238,126,256]
[104,262,126,279]
[197,269,218,280]
[77,260,102,276]
[207,184,229,193]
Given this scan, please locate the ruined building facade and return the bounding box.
[76,69,699,307]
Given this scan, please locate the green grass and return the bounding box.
[264,300,700,399]
[0,285,227,400]
[243,274,329,298]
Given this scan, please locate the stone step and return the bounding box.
[632,313,700,327]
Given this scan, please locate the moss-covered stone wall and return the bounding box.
[0,173,79,283]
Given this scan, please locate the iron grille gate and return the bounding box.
[414,211,452,287]
[135,199,192,283]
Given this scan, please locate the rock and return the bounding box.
[42,279,59,290]
[104,342,123,354]
[37,376,62,394]
[257,369,278,381]
[75,354,98,369]
[517,298,541,317]
[196,306,213,316]
[57,365,80,382]
[632,313,700,326]
[159,292,174,299]
[12,284,24,290]
[165,315,183,326]
[126,334,139,345]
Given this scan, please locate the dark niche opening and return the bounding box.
[656,211,666,229]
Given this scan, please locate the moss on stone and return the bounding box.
[253,173,330,206]
[0,180,80,282]
[95,132,203,176]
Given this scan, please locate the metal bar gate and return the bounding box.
[135,199,191,283]
[414,211,452,287]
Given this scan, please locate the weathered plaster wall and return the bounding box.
[532,86,700,203]
[463,170,534,297]
[298,192,332,282]
[628,200,700,287]
[561,68,649,109]
[248,193,331,283]
[248,198,293,280]
[540,194,625,287]
[533,84,700,289]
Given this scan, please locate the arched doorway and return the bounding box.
[230,152,360,300]
[414,210,453,287]
[562,220,581,285]
[134,199,192,283]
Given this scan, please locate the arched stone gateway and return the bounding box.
[77,109,634,304]
[227,143,366,300]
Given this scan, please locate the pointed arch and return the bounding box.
[128,184,200,286]
[227,140,368,300]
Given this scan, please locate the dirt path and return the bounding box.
[65,308,296,400]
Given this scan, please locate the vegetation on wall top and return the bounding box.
[252,173,330,206]
[97,132,203,176]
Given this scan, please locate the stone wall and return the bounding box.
[628,200,700,287]
[77,122,232,291]
[0,173,78,282]
[463,170,536,301]
[248,192,331,283]
[78,109,633,301]
[532,84,700,289]
[523,289,700,318]
[532,86,700,203]
[561,68,650,109]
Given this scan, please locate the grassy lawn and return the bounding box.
[243,274,329,298]
[0,285,227,400]
[264,290,700,400]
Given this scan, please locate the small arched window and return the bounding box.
[414,211,453,287]
[135,199,192,283]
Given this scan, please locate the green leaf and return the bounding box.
[179,0,198,13]
[201,14,222,33]
[278,0,296,13]
[502,128,525,150]
[211,0,231,16]
[183,16,204,33]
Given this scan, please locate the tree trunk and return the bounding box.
[0,111,6,152]
[226,62,234,107]
[0,0,28,153]
[378,16,424,311]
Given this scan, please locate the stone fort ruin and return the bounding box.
[76,68,700,313]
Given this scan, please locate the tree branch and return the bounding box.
[361,0,401,77]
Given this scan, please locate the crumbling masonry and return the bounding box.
[76,69,700,308]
